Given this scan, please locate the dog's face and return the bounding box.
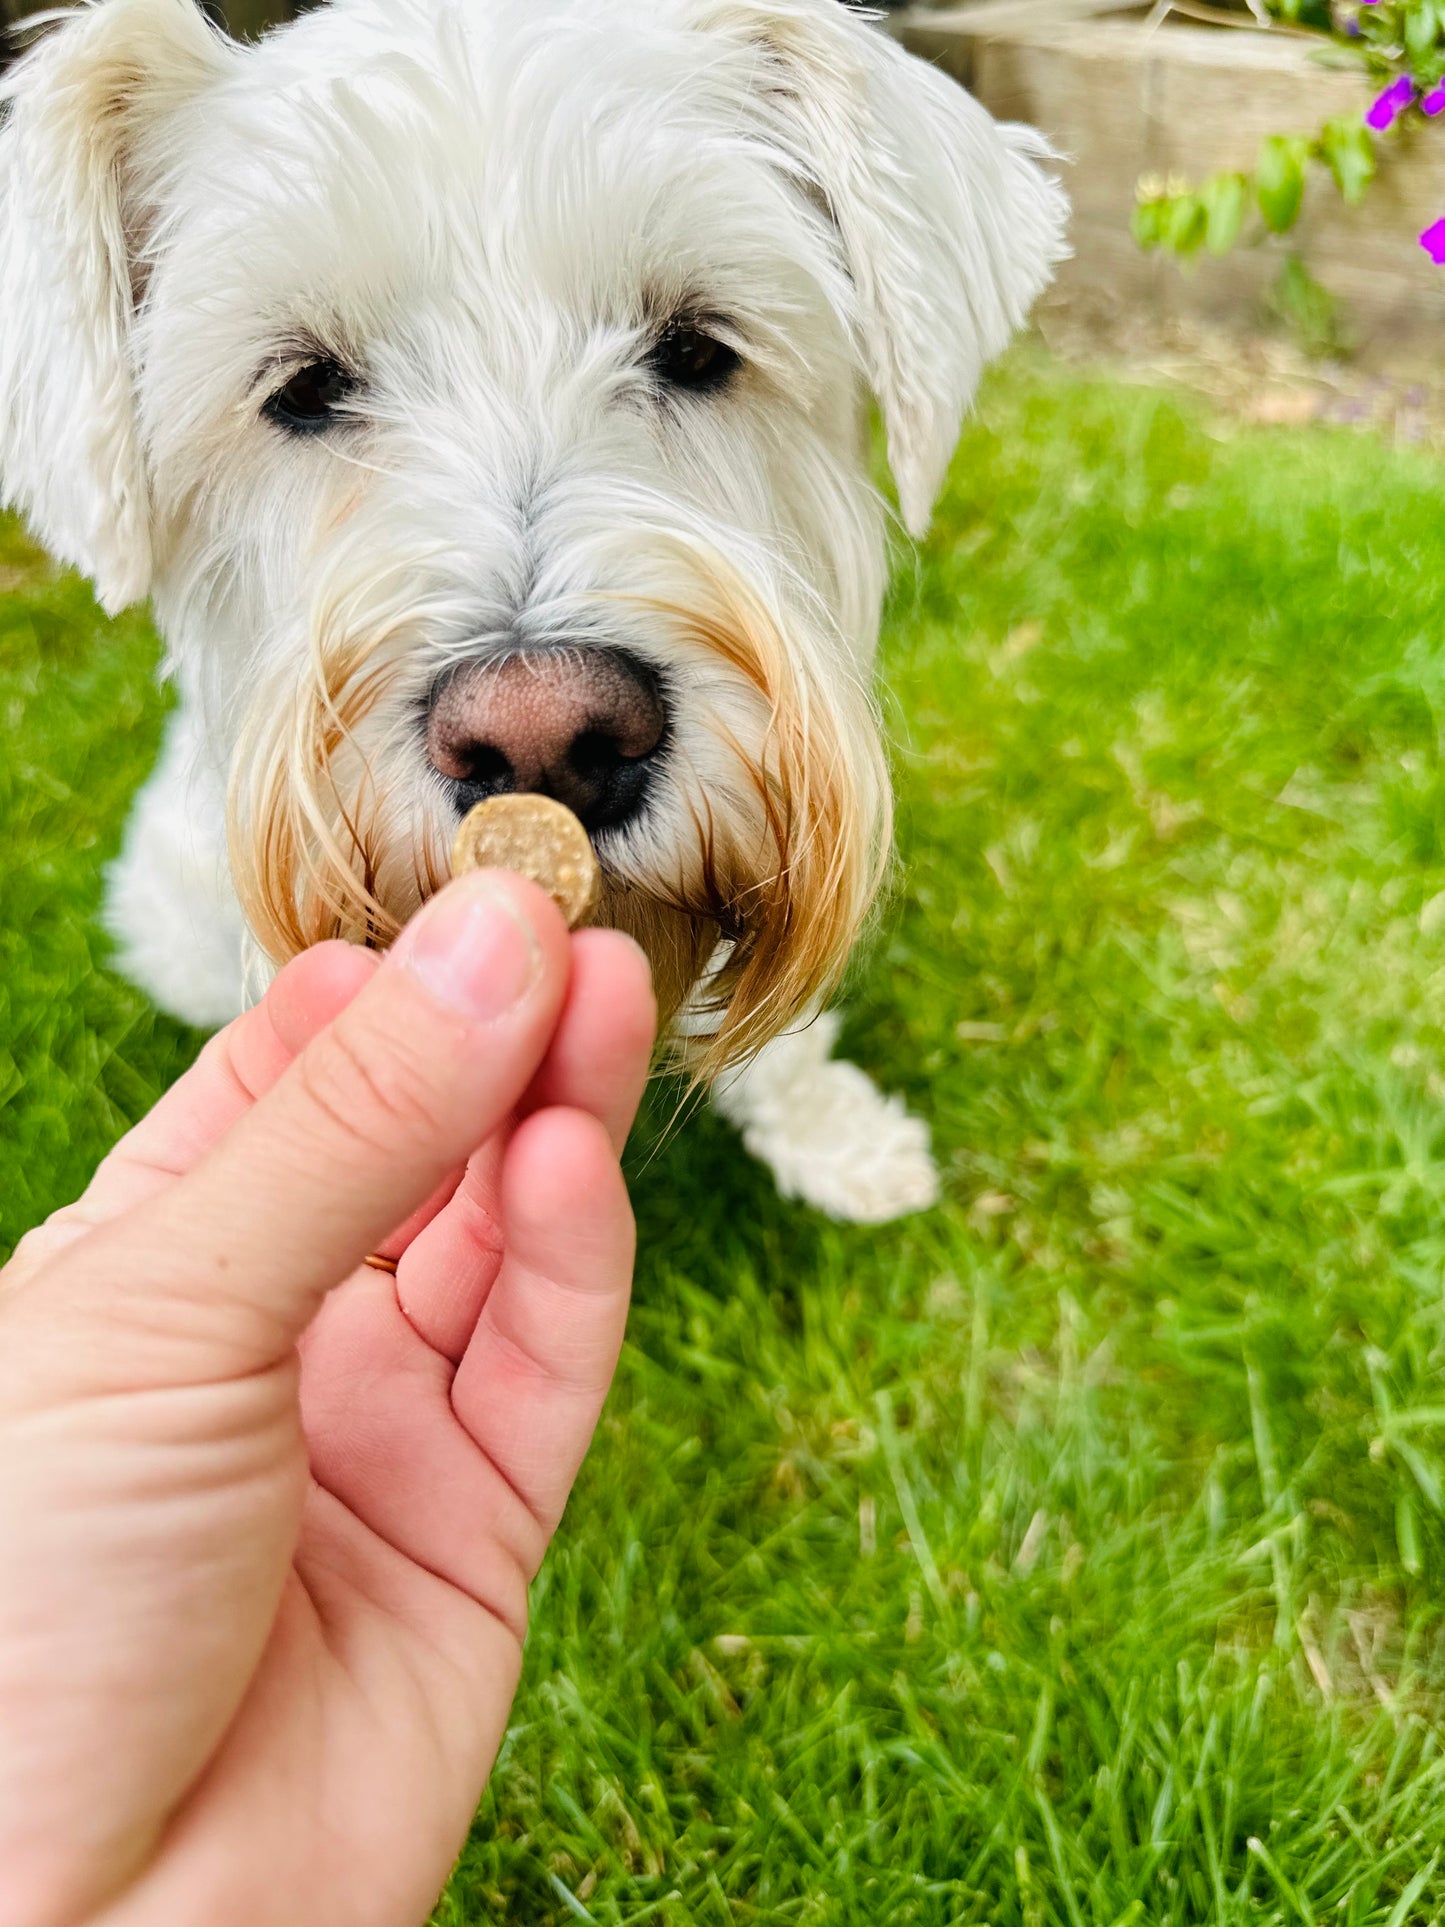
[0,0,1065,1064]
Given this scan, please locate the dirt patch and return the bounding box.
[1038,293,1445,451]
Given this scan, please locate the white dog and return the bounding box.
[0,0,1065,1221]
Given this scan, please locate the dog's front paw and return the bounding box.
[712,1013,941,1225]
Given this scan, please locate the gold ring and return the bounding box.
[363,1253,400,1276]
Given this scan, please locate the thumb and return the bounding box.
[42,871,575,1385]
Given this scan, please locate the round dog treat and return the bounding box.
[450,794,600,929]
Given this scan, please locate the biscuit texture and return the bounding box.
[451,795,600,929]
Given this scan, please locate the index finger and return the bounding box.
[107,945,381,1180]
[11,944,380,1268]
[41,874,574,1387]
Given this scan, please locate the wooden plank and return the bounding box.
[896,0,1143,29]
[889,1,1144,84]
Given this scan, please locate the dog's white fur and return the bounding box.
[0,0,1065,1221]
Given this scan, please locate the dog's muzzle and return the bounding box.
[425,646,668,834]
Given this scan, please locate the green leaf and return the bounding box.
[1163,193,1209,257]
[1256,134,1308,234]
[1319,116,1377,205]
[1131,197,1165,252]
[1406,0,1438,61]
[1203,173,1249,255]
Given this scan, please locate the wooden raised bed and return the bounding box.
[892,6,1445,357]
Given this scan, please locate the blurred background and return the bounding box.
[7,0,1436,394]
[6,4,1445,1923]
[0,0,303,38]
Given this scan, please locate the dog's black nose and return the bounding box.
[426,647,667,834]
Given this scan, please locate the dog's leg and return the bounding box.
[711,1011,940,1224]
[103,701,247,1030]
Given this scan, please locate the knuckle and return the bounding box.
[488,1317,601,1403]
[296,1019,450,1155]
[460,1558,532,1651]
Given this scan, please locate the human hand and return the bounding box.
[0,873,656,1927]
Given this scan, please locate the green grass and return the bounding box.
[7,353,1445,1922]
[0,519,203,1238]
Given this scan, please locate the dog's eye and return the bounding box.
[648,322,740,395]
[263,357,358,435]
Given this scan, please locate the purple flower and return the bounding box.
[1367,76,1417,131]
[1419,218,1445,264]
[1424,83,1445,117]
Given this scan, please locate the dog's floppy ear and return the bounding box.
[0,0,228,612]
[694,0,1068,536]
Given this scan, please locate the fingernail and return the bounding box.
[392,875,542,1020]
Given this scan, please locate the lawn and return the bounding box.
[6,353,1445,1923]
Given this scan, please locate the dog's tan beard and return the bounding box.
[228,587,891,1079]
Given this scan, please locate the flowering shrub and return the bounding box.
[1134,1,1445,268]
